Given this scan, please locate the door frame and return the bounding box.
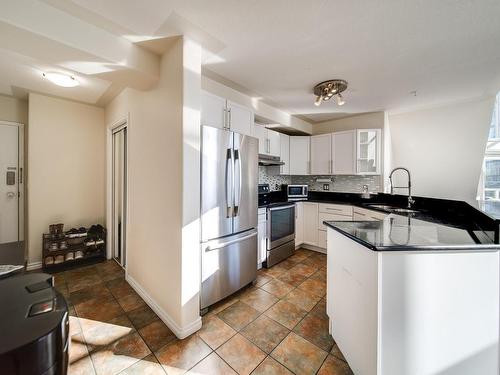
[0,120,25,260]
[106,118,128,268]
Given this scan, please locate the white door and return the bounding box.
[112,126,127,268]
[252,123,269,154]
[332,130,356,175]
[227,101,253,135]
[0,124,20,245]
[280,133,290,175]
[310,134,332,174]
[289,136,310,175]
[268,129,281,157]
[201,91,226,129]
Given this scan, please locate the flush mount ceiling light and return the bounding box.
[313,79,347,106]
[42,72,79,87]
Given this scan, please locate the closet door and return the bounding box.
[112,126,127,268]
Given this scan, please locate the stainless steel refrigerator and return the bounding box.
[200,126,258,310]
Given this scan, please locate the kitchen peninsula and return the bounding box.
[324,208,500,375]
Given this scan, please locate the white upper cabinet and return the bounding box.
[332,130,356,175]
[201,91,254,136]
[226,100,253,136]
[310,134,332,175]
[252,123,269,154]
[201,91,226,129]
[279,133,290,175]
[289,136,310,175]
[356,129,381,175]
[268,129,281,157]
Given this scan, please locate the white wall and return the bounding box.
[105,37,202,338]
[312,112,384,134]
[0,95,28,124]
[388,97,495,202]
[202,76,312,134]
[28,93,105,264]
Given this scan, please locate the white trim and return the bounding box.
[126,273,202,339]
[299,243,327,254]
[27,261,42,271]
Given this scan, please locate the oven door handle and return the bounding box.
[268,204,296,212]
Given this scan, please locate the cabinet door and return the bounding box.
[303,202,318,246]
[227,101,253,136]
[252,123,269,154]
[295,202,303,246]
[289,136,310,175]
[357,129,381,175]
[310,134,332,175]
[268,129,281,157]
[201,91,226,129]
[332,130,356,175]
[280,133,290,175]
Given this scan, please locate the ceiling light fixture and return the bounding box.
[42,72,79,87]
[313,79,347,107]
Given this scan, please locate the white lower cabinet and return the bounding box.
[303,202,319,246]
[295,202,303,246]
[318,230,327,248]
[353,207,387,221]
[257,208,267,265]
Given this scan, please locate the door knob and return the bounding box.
[6,192,15,198]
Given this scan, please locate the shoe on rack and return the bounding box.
[75,251,84,259]
[65,252,74,261]
[54,255,64,264]
[45,256,54,265]
[50,242,59,251]
[85,239,96,246]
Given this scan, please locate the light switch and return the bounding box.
[6,171,15,185]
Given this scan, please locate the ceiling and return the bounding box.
[2,0,500,123]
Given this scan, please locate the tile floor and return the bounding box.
[53,248,353,375]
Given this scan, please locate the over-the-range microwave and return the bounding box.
[283,184,308,201]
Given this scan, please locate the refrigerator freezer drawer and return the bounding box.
[201,230,257,309]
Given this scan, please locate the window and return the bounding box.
[478,93,500,201]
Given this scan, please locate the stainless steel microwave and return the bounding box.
[284,184,308,201]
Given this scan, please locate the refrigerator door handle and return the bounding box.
[225,148,234,218]
[233,149,241,216]
[204,230,257,252]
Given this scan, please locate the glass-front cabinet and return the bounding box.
[356,129,381,175]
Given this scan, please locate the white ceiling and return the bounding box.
[2,0,500,122]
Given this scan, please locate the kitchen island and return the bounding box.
[324,213,500,375]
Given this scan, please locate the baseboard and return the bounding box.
[27,261,42,271]
[126,274,202,339]
[298,243,326,254]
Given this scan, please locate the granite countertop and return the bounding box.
[323,214,499,251]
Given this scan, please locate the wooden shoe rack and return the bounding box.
[42,226,106,272]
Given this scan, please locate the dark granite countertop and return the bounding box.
[323,215,499,251]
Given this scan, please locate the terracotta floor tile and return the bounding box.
[239,288,278,312]
[207,294,240,316]
[264,300,307,330]
[277,258,298,270]
[251,356,294,375]
[310,298,329,320]
[155,334,211,375]
[288,252,309,263]
[240,315,289,353]
[254,273,272,287]
[283,288,322,312]
[271,332,327,375]
[299,277,327,298]
[120,354,167,375]
[187,352,237,375]
[331,344,347,362]
[295,248,315,257]
[68,354,96,375]
[293,313,334,352]
[69,315,82,337]
[260,279,294,298]
[138,319,176,352]
[118,291,146,312]
[259,266,284,279]
[128,305,159,329]
[318,354,353,375]
[80,315,134,348]
[106,278,135,300]
[75,296,124,323]
[70,283,112,306]
[310,269,327,283]
[67,274,103,293]
[216,301,260,331]
[69,334,89,365]
[288,263,317,278]
[216,334,266,375]
[198,315,236,349]
[277,271,307,287]
[90,332,151,375]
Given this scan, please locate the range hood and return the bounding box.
[258,154,285,166]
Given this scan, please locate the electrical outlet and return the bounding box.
[323,184,330,191]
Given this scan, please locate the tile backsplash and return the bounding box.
[259,166,382,193]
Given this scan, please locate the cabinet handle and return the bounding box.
[223,108,227,129]
[325,207,342,212]
[228,108,232,129]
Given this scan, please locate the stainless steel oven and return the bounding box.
[284,184,308,201]
[265,203,295,267]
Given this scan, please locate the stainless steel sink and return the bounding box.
[367,204,419,214]
[392,208,419,214]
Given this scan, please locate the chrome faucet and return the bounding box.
[389,167,415,208]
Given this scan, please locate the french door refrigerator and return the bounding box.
[201,126,258,310]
